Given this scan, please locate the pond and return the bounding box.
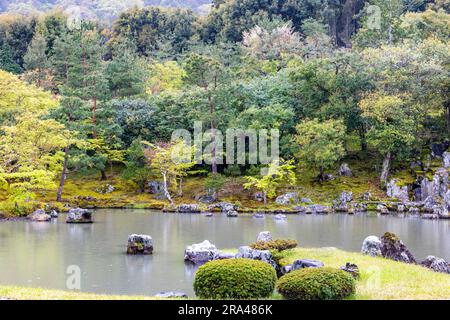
[0,209,448,296]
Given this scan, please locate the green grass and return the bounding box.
[278,247,450,300]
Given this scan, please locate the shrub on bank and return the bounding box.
[276,267,355,300]
[250,239,298,251]
[193,258,277,299]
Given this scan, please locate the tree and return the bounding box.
[243,159,296,205]
[23,33,52,89]
[144,140,196,206]
[295,118,346,181]
[359,92,419,186]
[147,61,186,95]
[184,53,224,174]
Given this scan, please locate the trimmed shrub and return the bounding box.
[193,258,277,299]
[250,239,298,251]
[276,267,355,300]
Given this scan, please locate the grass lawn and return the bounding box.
[1,247,448,300]
[278,247,450,300]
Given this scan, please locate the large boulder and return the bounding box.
[420,256,449,274]
[306,204,333,214]
[66,208,93,223]
[333,191,353,212]
[184,240,218,264]
[28,209,51,222]
[226,210,238,217]
[443,152,450,168]
[208,202,237,214]
[386,179,409,202]
[127,234,153,255]
[380,232,416,264]
[432,168,448,198]
[361,236,382,257]
[177,204,200,213]
[338,163,352,177]
[275,192,299,205]
[256,231,272,242]
[235,246,277,268]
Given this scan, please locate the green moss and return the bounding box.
[250,239,298,251]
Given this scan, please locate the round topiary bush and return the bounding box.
[193,258,277,299]
[276,267,355,300]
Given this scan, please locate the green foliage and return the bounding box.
[250,239,298,251]
[193,258,277,299]
[276,267,356,300]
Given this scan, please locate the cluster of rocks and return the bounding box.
[95,184,115,194]
[66,208,94,223]
[208,202,238,217]
[361,232,449,274]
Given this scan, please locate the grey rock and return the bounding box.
[254,192,264,202]
[420,256,449,274]
[148,181,164,194]
[50,210,59,218]
[423,196,438,213]
[196,194,215,204]
[422,213,439,220]
[95,183,114,194]
[338,163,352,176]
[292,259,324,270]
[127,234,153,255]
[252,213,265,219]
[208,202,237,213]
[66,208,93,223]
[324,174,335,181]
[178,204,200,213]
[155,291,188,299]
[333,191,353,212]
[361,236,382,257]
[307,204,332,214]
[301,197,312,203]
[184,240,218,264]
[28,209,51,222]
[362,192,372,201]
[443,152,450,168]
[226,210,238,217]
[213,252,236,260]
[380,232,416,264]
[432,168,448,198]
[376,204,389,214]
[256,231,272,242]
[386,179,409,202]
[340,263,360,278]
[431,140,450,158]
[275,192,299,205]
[236,246,277,268]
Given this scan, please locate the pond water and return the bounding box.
[0,209,448,296]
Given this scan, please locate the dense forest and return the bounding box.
[0,0,449,215]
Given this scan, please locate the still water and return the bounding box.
[0,209,448,296]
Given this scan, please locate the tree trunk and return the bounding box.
[205,86,217,174]
[162,173,174,206]
[318,166,325,182]
[178,177,183,197]
[446,103,450,134]
[100,169,107,181]
[56,146,69,202]
[109,160,113,177]
[381,151,391,186]
[92,79,97,138]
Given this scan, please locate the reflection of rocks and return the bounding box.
[340,263,359,278]
[66,208,93,223]
[127,234,153,255]
[380,232,416,264]
[184,240,218,264]
[273,214,287,220]
[420,256,449,274]
[28,209,51,222]
[361,236,382,257]
[257,231,272,242]
[275,192,299,205]
[235,246,277,268]
[155,291,188,299]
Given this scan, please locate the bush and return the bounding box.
[276,267,355,300]
[250,239,298,251]
[193,258,277,299]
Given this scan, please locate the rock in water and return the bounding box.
[420,256,449,274]
[235,246,277,268]
[226,210,238,217]
[184,240,218,264]
[50,210,59,218]
[66,208,93,223]
[256,231,272,242]
[275,192,299,205]
[178,204,201,213]
[155,292,188,299]
[338,163,352,176]
[340,263,360,278]
[127,234,153,255]
[361,236,382,257]
[380,232,416,264]
[28,209,51,222]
